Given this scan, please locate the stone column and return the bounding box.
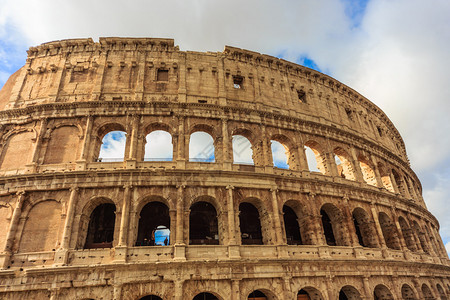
[174,279,184,300]
[226,186,237,245]
[28,118,48,172]
[342,196,358,247]
[231,279,240,300]
[389,206,408,253]
[1,191,26,269]
[350,147,365,182]
[298,144,309,172]
[126,115,139,169]
[115,185,132,263]
[174,185,186,261]
[176,117,186,168]
[362,276,372,300]
[77,115,94,170]
[271,188,284,245]
[369,202,387,249]
[169,209,177,246]
[222,119,232,170]
[370,154,384,188]
[60,187,79,250]
[118,185,132,247]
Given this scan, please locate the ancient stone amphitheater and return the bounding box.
[0,37,448,300]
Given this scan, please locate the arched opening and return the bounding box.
[136,201,170,246]
[139,295,163,300]
[321,209,336,246]
[298,287,324,300]
[189,201,219,245]
[304,141,326,174]
[359,156,377,186]
[232,135,254,165]
[43,126,80,164]
[436,284,447,300]
[334,148,356,181]
[271,140,289,169]
[144,130,173,161]
[378,212,401,250]
[378,163,395,192]
[425,225,439,255]
[392,169,406,196]
[239,202,263,245]
[248,290,267,300]
[352,208,378,248]
[401,284,417,300]
[283,205,302,245]
[84,203,116,249]
[339,285,362,300]
[422,284,434,300]
[189,131,215,162]
[374,284,394,300]
[193,293,219,300]
[320,203,348,246]
[398,217,416,251]
[98,130,127,162]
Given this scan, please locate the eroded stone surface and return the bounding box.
[0,37,448,300]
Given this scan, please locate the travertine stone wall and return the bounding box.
[0,38,448,300]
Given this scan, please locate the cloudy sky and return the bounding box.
[1,0,449,255]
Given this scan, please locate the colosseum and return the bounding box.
[0,37,448,300]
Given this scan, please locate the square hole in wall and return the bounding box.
[233,75,244,89]
[157,69,169,81]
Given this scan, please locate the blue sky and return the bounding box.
[1,0,449,256]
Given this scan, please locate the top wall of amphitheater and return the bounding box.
[0,37,422,195]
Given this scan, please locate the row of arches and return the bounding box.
[2,188,444,258]
[78,196,439,257]
[0,121,420,202]
[133,282,450,300]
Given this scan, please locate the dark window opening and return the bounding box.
[139,296,163,300]
[321,209,336,246]
[298,289,311,300]
[377,126,383,137]
[297,89,306,103]
[84,203,116,249]
[233,75,244,89]
[157,69,169,81]
[193,293,219,300]
[353,215,366,247]
[283,205,302,245]
[339,290,349,300]
[198,99,208,104]
[239,202,263,245]
[248,290,267,300]
[189,202,219,245]
[345,108,353,120]
[136,202,170,246]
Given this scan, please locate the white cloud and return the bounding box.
[232,135,253,164]
[446,242,450,257]
[271,141,288,169]
[98,131,126,161]
[1,0,450,250]
[144,131,173,161]
[189,132,215,162]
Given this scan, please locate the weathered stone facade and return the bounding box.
[0,37,448,300]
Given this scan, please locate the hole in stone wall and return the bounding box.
[144,130,173,161]
[157,69,169,81]
[233,75,243,89]
[136,202,170,246]
[193,293,219,300]
[283,205,302,245]
[297,89,306,103]
[321,209,336,246]
[189,202,219,245]
[84,203,116,249]
[239,202,263,245]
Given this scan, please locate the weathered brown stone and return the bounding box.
[0,37,448,300]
